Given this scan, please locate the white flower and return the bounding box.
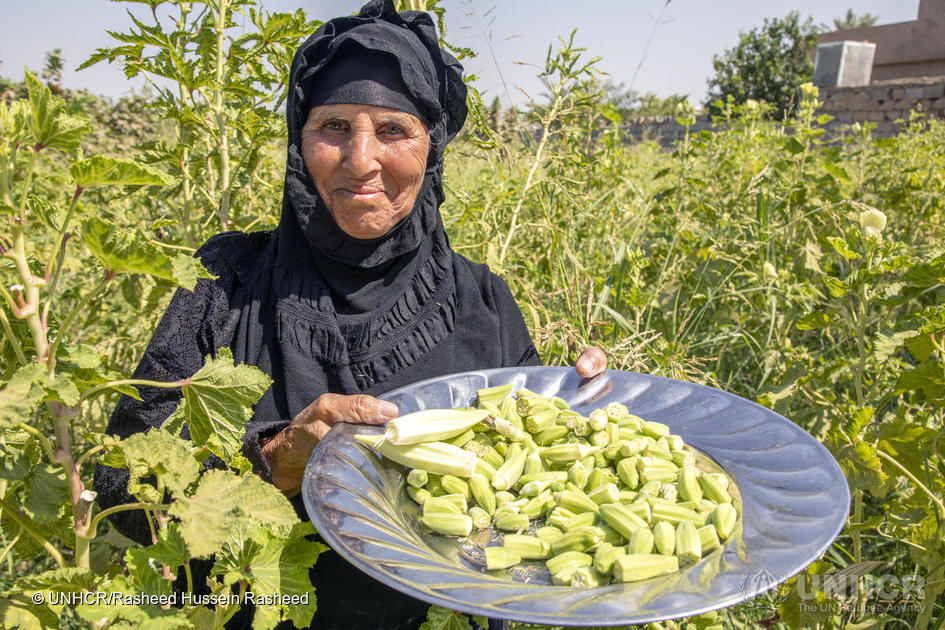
[9,284,24,292]
[763,262,777,279]
[859,208,887,241]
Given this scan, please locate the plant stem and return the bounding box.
[213,0,232,231]
[88,502,172,539]
[41,186,82,325]
[18,148,39,210]
[78,377,187,404]
[876,450,945,520]
[0,306,27,365]
[10,224,49,362]
[51,411,95,570]
[18,421,55,461]
[47,273,112,372]
[497,101,559,268]
[0,495,66,568]
[0,524,22,566]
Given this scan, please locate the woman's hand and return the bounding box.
[262,394,399,497]
[574,346,607,378]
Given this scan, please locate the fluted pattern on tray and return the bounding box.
[302,367,849,626]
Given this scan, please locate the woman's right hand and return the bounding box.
[261,393,399,497]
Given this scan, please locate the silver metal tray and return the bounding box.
[302,367,849,626]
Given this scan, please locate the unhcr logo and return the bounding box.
[739,568,788,602]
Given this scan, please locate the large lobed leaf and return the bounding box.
[0,364,47,429]
[119,430,201,496]
[23,71,90,157]
[171,347,272,463]
[213,522,323,630]
[70,156,172,189]
[168,468,296,558]
[419,606,478,630]
[80,216,214,290]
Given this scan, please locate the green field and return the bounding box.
[0,2,943,629]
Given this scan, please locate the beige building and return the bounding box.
[817,0,945,82]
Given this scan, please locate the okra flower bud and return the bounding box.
[859,208,887,241]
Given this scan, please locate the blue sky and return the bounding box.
[0,1,920,105]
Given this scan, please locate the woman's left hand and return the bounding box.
[574,346,607,378]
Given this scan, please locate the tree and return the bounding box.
[706,11,819,119]
[41,48,64,95]
[822,8,879,32]
[601,81,689,118]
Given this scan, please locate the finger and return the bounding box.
[575,346,607,377]
[312,393,399,426]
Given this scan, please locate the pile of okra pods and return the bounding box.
[355,383,738,586]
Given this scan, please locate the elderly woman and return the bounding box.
[94,1,605,628]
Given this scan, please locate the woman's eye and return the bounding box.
[323,120,346,132]
[383,124,405,136]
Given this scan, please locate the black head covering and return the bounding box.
[277,0,467,315]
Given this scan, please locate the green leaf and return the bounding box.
[878,417,942,477]
[80,217,214,290]
[81,216,171,277]
[26,195,66,231]
[0,593,58,630]
[75,575,191,630]
[826,432,887,491]
[125,547,172,597]
[823,276,848,298]
[802,239,822,273]
[24,71,90,157]
[873,330,914,362]
[0,363,48,429]
[56,344,102,370]
[796,312,830,330]
[894,360,945,404]
[171,253,214,292]
[214,522,322,630]
[15,567,97,593]
[0,430,42,482]
[83,431,126,468]
[419,606,473,630]
[70,156,171,189]
[845,406,873,436]
[119,430,201,496]
[901,252,945,287]
[168,469,297,557]
[826,236,859,260]
[783,136,805,154]
[47,373,80,407]
[175,348,272,463]
[69,367,141,401]
[905,333,933,362]
[146,522,190,568]
[23,465,70,524]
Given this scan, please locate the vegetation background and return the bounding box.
[0,1,942,629]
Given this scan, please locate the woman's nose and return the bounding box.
[342,132,381,177]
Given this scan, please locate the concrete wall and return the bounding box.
[817,77,945,135]
[620,78,945,145]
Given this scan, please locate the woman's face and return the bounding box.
[301,103,430,240]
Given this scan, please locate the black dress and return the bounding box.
[92,229,540,629]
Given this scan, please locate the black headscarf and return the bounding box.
[230,0,471,406]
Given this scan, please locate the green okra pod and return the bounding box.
[484,546,521,570]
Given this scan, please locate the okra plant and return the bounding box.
[0,72,323,630]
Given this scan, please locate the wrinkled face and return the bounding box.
[301,103,430,240]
